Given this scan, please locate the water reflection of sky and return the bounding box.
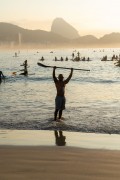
[1,130,120,150]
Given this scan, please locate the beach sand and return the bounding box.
[0,130,120,180]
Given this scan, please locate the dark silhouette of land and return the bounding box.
[0,18,120,48]
[51,18,80,40]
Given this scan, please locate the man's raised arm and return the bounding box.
[64,68,73,84]
[53,66,57,82]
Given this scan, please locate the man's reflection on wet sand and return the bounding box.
[54,130,66,146]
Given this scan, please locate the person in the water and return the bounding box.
[53,66,73,121]
[0,71,5,83]
[20,60,28,76]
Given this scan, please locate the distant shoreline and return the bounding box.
[1,44,120,50]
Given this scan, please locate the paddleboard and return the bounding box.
[12,72,35,76]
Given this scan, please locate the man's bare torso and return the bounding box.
[55,80,65,96]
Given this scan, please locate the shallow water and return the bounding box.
[0,48,120,134]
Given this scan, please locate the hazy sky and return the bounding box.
[1,0,120,38]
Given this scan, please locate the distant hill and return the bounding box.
[1,20,120,48]
[75,35,98,44]
[99,33,120,44]
[0,23,23,42]
[0,22,69,46]
[51,18,80,39]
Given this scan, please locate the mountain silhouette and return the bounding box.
[99,33,120,44]
[0,20,120,48]
[0,22,69,45]
[51,18,80,39]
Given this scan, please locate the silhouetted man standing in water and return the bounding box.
[53,66,73,121]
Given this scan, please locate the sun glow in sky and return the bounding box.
[1,0,120,38]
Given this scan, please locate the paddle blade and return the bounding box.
[37,62,47,67]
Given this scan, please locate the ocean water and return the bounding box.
[1,48,120,134]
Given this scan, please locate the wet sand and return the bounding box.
[0,130,120,180]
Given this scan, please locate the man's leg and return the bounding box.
[54,109,58,121]
[59,110,63,120]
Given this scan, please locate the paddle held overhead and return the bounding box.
[37,62,90,71]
